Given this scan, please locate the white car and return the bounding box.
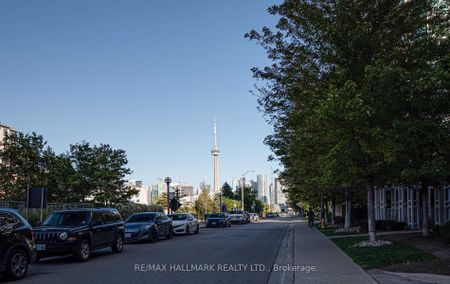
[228,210,248,224]
[168,213,199,235]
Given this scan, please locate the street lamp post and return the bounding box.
[241,170,255,211]
[164,177,172,214]
[218,192,223,212]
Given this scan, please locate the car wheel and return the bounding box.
[74,239,91,261]
[111,234,124,253]
[148,229,158,243]
[185,225,190,235]
[167,227,173,239]
[5,249,28,281]
[195,225,199,234]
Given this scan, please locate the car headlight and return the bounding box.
[59,232,68,241]
[142,225,152,230]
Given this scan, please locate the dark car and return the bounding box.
[266,212,279,218]
[205,213,230,228]
[33,208,124,262]
[0,208,36,281]
[243,211,251,224]
[124,212,173,242]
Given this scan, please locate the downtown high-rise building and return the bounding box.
[274,178,287,206]
[231,178,239,192]
[256,174,269,204]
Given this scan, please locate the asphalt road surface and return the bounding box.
[2,219,291,284]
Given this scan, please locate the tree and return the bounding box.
[42,150,77,202]
[247,0,448,242]
[69,142,135,205]
[0,132,49,200]
[194,189,218,220]
[221,182,234,199]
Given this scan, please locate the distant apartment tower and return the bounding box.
[274,178,287,205]
[231,178,239,192]
[128,180,150,205]
[256,175,269,204]
[0,124,15,151]
[173,183,194,197]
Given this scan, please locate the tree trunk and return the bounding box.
[345,189,351,229]
[320,195,324,220]
[421,183,430,237]
[325,199,329,224]
[367,182,376,242]
[331,198,336,225]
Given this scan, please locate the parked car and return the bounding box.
[266,212,279,218]
[205,213,230,228]
[229,210,247,224]
[0,208,36,281]
[243,211,251,223]
[33,208,124,262]
[249,213,259,222]
[125,212,173,242]
[168,213,199,235]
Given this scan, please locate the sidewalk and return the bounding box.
[293,221,376,284]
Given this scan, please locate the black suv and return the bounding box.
[33,208,124,261]
[0,208,36,281]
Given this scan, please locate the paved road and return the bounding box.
[2,219,291,284]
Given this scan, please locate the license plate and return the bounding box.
[36,244,46,251]
[125,233,131,238]
[211,222,216,225]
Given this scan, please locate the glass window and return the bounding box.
[112,210,122,222]
[168,214,187,221]
[126,214,156,223]
[0,212,19,227]
[103,211,114,223]
[44,211,91,226]
[92,212,104,225]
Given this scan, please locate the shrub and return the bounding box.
[116,203,164,219]
[440,222,450,244]
[375,220,408,231]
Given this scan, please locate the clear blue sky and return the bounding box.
[0,0,281,187]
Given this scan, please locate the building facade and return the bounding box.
[374,186,450,228]
[256,175,269,204]
[0,124,16,152]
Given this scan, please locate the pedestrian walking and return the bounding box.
[307,208,315,228]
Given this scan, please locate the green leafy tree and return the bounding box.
[194,189,218,220]
[69,142,135,205]
[247,0,449,242]
[0,132,49,200]
[221,182,234,199]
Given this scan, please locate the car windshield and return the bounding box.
[209,213,224,218]
[168,214,187,220]
[44,211,90,226]
[126,214,156,223]
[229,210,243,214]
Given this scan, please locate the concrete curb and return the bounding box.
[267,222,295,284]
[369,269,450,284]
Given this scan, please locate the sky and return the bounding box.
[0,0,282,187]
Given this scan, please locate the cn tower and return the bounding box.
[211,117,220,194]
